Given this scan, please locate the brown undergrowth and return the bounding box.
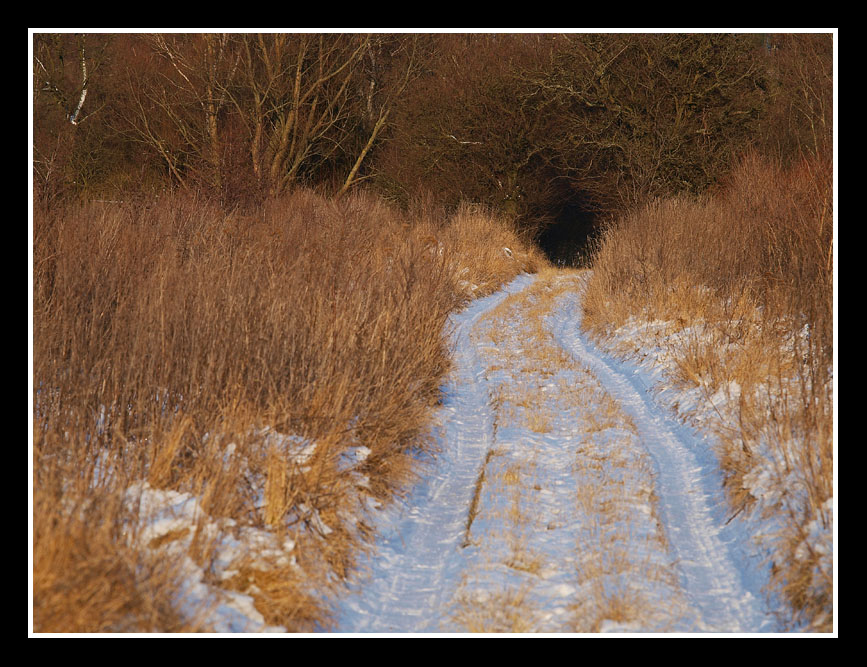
[32,188,543,632]
[581,151,834,631]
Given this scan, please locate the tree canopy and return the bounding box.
[33,32,833,230]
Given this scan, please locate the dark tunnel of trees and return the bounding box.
[33,32,833,263]
[535,203,599,267]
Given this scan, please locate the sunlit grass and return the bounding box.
[32,188,543,632]
[581,152,833,631]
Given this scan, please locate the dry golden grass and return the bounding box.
[32,187,540,632]
[582,151,834,631]
[32,476,211,633]
[451,582,542,633]
[440,203,547,301]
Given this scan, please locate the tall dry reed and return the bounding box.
[582,151,833,631]
[32,188,541,632]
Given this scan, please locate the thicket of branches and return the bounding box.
[33,32,833,230]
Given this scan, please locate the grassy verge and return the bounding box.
[31,189,543,632]
[581,151,834,631]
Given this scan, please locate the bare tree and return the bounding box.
[372,34,555,217]
[108,33,425,201]
[33,33,111,204]
[115,34,240,196]
[222,34,372,197]
[760,33,833,160]
[335,35,421,198]
[522,34,768,212]
[34,34,96,126]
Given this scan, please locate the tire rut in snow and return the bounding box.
[334,274,536,632]
[546,275,773,632]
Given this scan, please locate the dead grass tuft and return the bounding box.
[32,187,544,632]
[451,583,541,633]
[32,484,206,633]
[582,151,833,631]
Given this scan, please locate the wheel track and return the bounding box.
[545,275,772,632]
[335,274,535,632]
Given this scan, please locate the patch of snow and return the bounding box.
[333,272,779,633]
[122,481,294,632]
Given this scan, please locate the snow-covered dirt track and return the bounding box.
[335,272,775,633]
[547,277,773,632]
[335,275,536,632]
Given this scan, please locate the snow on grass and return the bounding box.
[613,318,832,586]
[122,480,293,632]
[333,271,783,633]
[573,277,832,631]
[112,423,350,633]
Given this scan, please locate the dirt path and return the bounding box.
[334,274,535,632]
[546,275,773,632]
[335,271,774,633]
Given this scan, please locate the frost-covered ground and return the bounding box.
[124,270,830,633]
[333,272,785,634]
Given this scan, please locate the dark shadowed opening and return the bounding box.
[535,202,599,267]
